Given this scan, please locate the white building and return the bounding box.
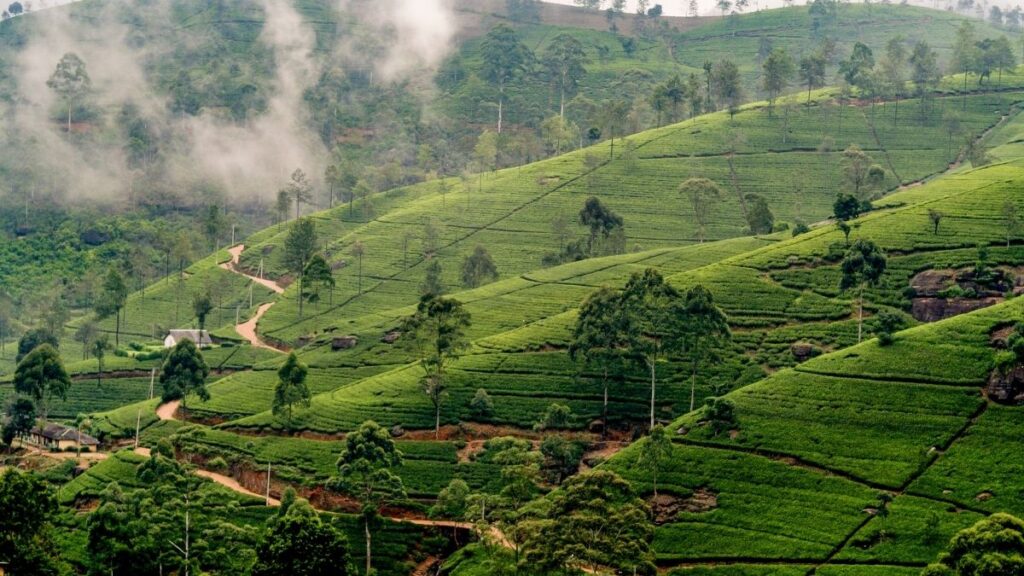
[163,329,213,349]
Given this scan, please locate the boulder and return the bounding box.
[790,342,816,362]
[911,297,1002,323]
[331,336,358,351]
[987,365,1024,404]
[389,425,405,438]
[382,330,402,344]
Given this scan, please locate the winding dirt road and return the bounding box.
[219,245,285,351]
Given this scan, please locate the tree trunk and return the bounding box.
[602,367,609,440]
[690,362,698,412]
[365,517,373,576]
[67,102,72,134]
[497,87,504,134]
[649,360,656,429]
[858,286,864,343]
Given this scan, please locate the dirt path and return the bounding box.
[219,245,285,352]
[156,399,180,421]
[236,302,283,351]
[221,244,285,295]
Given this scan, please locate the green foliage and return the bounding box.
[159,339,210,412]
[522,470,655,574]
[0,469,67,575]
[700,396,738,436]
[273,352,311,429]
[924,514,1024,576]
[637,425,673,496]
[252,500,353,576]
[461,245,499,289]
[13,343,71,422]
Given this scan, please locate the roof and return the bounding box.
[31,422,99,445]
[166,329,213,345]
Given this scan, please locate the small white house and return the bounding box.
[163,329,213,349]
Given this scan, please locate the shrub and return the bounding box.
[792,222,811,237]
[207,456,228,470]
[469,388,494,417]
[701,397,737,436]
[534,403,572,431]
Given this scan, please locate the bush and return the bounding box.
[792,222,811,237]
[207,456,228,470]
[534,403,572,431]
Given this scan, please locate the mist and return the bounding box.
[2,0,460,207]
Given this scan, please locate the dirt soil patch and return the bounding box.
[649,489,718,524]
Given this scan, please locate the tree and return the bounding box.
[965,133,990,167]
[535,402,572,431]
[159,339,210,418]
[712,59,743,119]
[944,110,963,160]
[680,285,731,411]
[542,34,588,118]
[13,344,70,425]
[874,309,907,346]
[473,130,499,177]
[349,241,365,295]
[762,48,795,115]
[621,269,684,428]
[745,193,775,234]
[2,398,35,446]
[1003,201,1021,248]
[272,352,311,430]
[333,420,406,576]
[571,287,631,435]
[430,478,471,519]
[840,239,888,343]
[92,335,110,386]
[701,396,737,435]
[952,21,978,109]
[461,245,499,289]
[910,41,940,122]
[0,469,68,575]
[276,189,291,225]
[16,327,58,364]
[302,254,335,309]
[799,53,827,105]
[191,291,213,334]
[680,178,722,243]
[202,205,225,251]
[881,36,907,125]
[541,115,577,155]
[923,513,1024,576]
[401,295,471,438]
[990,35,1016,88]
[252,499,352,576]
[47,52,90,133]
[539,435,584,483]
[421,258,444,297]
[481,24,533,133]
[579,196,624,256]
[840,42,876,95]
[928,209,944,235]
[834,193,864,222]
[73,321,98,362]
[842,144,885,199]
[284,218,318,318]
[284,169,314,220]
[597,99,631,158]
[637,424,673,497]
[97,269,128,347]
[523,470,655,575]
[469,388,494,418]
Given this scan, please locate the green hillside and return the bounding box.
[5,3,1024,575]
